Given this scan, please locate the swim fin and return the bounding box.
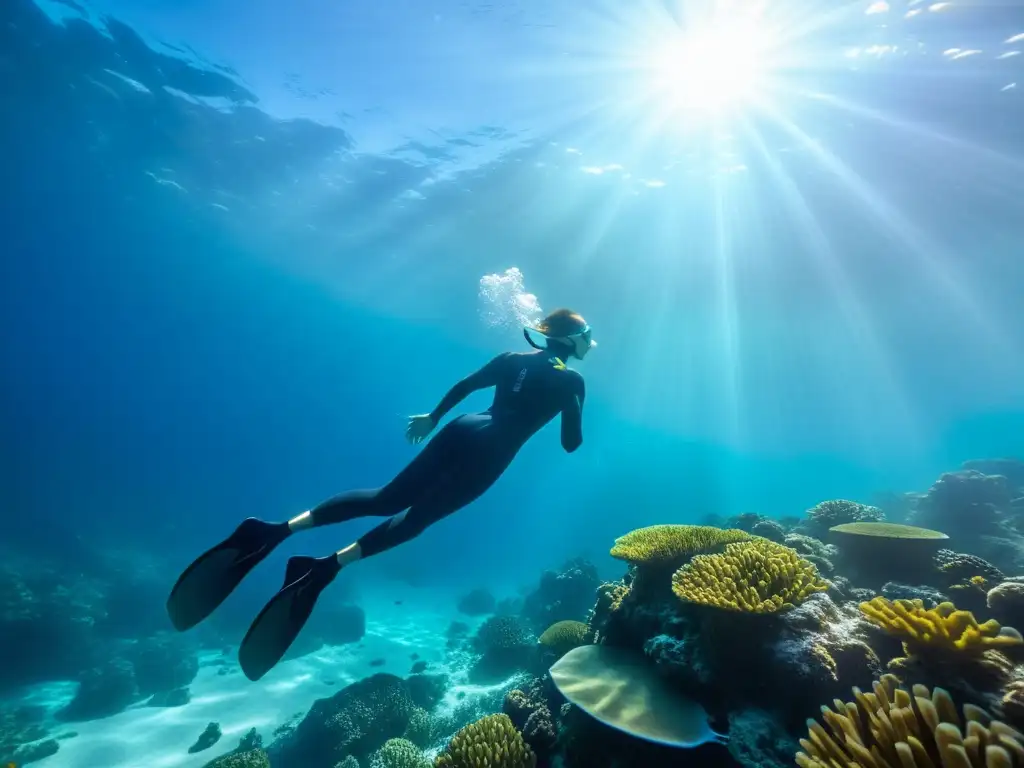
[238,554,341,681]
[166,517,291,632]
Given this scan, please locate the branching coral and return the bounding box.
[805,499,884,535]
[609,525,751,568]
[859,598,1024,653]
[796,673,1024,768]
[670,539,829,614]
[434,713,535,768]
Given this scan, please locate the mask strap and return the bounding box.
[523,327,546,350]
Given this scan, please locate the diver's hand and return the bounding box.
[405,414,436,444]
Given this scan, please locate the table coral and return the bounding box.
[609,525,751,568]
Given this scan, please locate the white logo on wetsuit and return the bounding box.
[512,367,528,392]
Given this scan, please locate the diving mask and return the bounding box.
[523,324,597,360]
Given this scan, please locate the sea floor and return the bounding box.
[22,582,503,768]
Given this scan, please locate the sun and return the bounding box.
[645,20,775,114]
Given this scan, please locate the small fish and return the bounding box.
[394,600,403,605]
[369,658,386,667]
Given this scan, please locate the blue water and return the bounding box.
[1,0,1023,764]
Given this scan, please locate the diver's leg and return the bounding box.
[168,425,459,633]
[287,420,463,531]
[238,448,508,680]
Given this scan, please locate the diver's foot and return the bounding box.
[237,555,341,682]
[166,517,291,632]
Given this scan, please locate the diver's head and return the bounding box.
[525,308,597,360]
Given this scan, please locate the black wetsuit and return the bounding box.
[309,350,585,557]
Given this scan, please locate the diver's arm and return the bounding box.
[560,376,585,453]
[428,353,509,424]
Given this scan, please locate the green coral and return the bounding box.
[670,539,828,614]
[434,713,535,768]
[375,738,430,768]
[402,707,432,748]
[201,749,271,768]
[538,620,592,657]
[609,524,751,568]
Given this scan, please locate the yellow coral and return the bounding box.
[859,597,1024,652]
[434,713,536,768]
[609,524,751,567]
[795,673,1024,768]
[538,620,591,656]
[670,539,828,614]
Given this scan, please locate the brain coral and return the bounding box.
[671,538,828,614]
[609,525,751,568]
[538,620,592,657]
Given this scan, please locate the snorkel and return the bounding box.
[523,323,597,360]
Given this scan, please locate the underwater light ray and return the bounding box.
[737,114,925,455]
[796,89,1024,180]
[759,104,1016,358]
[710,121,743,443]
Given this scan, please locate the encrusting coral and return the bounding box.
[609,524,751,568]
[859,598,1024,653]
[434,713,536,768]
[670,539,829,614]
[796,673,1024,768]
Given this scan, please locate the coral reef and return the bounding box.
[268,673,417,767]
[502,677,558,763]
[671,539,828,614]
[469,616,537,682]
[457,588,496,617]
[434,713,535,768]
[521,558,600,633]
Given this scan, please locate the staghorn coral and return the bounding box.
[671,539,829,614]
[537,620,592,657]
[372,738,430,768]
[796,673,1024,768]
[434,713,535,768]
[859,597,1024,653]
[609,524,751,568]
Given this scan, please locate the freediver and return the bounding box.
[166,309,595,681]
